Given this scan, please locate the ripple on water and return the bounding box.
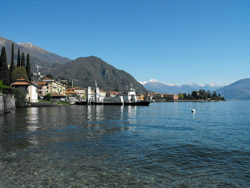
[0,102,250,187]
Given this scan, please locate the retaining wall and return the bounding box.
[0,93,16,115]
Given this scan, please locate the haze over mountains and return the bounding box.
[140,79,222,94]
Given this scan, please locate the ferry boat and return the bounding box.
[102,88,150,106]
[76,82,150,106]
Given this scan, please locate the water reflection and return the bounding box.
[0,109,32,152]
[127,106,137,124]
[0,102,250,187]
[26,108,39,131]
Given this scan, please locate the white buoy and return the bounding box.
[191,109,196,113]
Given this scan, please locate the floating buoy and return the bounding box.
[191,109,196,113]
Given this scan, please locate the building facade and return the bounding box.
[11,78,38,103]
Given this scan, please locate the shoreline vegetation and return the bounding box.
[150,90,225,103]
[177,90,225,101]
[156,99,225,103]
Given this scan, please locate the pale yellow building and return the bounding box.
[42,77,66,96]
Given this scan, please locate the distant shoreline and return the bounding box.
[154,99,225,103]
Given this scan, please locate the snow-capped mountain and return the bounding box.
[140,79,222,94]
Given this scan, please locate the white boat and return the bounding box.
[81,82,150,106]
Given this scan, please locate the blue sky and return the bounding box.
[0,0,249,85]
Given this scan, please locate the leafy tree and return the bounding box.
[180,90,224,101]
[13,88,27,107]
[198,89,206,99]
[183,93,187,99]
[0,80,3,92]
[11,66,28,82]
[10,43,16,83]
[178,92,184,100]
[212,91,217,99]
[207,90,211,98]
[44,93,52,101]
[17,48,21,67]
[191,91,197,99]
[82,94,86,100]
[0,47,10,85]
[21,52,25,67]
[26,53,32,81]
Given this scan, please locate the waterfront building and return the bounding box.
[42,77,66,96]
[162,94,179,101]
[146,92,162,101]
[145,93,178,101]
[71,87,86,98]
[37,81,48,97]
[10,78,39,103]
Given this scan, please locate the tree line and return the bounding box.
[0,43,32,86]
[178,89,225,101]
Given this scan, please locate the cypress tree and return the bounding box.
[0,47,10,85]
[26,53,32,81]
[10,43,16,83]
[21,52,25,67]
[17,48,21,67]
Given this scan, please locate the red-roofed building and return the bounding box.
[162,94,178,101]
[65,87,86,97]
[108,91,119,97]
[11,78,38,103]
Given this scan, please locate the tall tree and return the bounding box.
[0,47,10,85]
[10,43,16,83]
[11,66,28,82]
[17,48,21,67]
[21,52,25,67]
[26,53,32,81]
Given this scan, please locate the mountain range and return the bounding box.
[140,79,222,94]
[0,36,147,93]
[0,36,70,73]
[1,36,250,99]
[216,79,250,100]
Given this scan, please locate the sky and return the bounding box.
[0,0,250,86]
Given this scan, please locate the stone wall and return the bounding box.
[0,93,16,115]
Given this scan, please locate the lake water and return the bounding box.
[0,101,250,187]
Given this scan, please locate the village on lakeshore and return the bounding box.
[0,43,225,113]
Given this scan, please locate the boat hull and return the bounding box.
[75,101,150,106]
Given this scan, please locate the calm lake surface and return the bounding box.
[0,101,250,187]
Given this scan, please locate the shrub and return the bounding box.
[44,93,52,101]
[0,80,27,107]
[13,88,27,107]
[0,80,3,92]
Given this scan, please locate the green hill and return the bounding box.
[51,56,147,93]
